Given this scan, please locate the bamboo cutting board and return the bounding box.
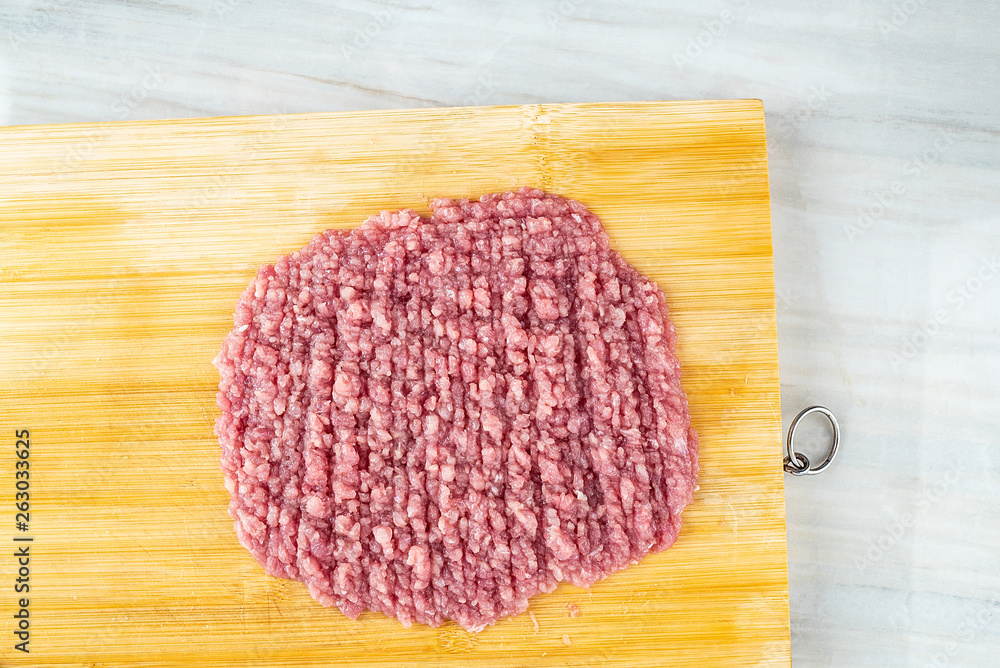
[0,101,787,667]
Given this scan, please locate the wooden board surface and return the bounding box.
[0,101,787,666]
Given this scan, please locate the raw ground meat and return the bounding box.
[214,187,699,632]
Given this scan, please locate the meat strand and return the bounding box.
[214,187,699,632]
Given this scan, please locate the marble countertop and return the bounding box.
[2,1,997,665]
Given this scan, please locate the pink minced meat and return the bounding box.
[214,187,699,632]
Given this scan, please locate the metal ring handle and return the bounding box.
[783,405,840,476]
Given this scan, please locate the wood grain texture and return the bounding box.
[0,100,787,666]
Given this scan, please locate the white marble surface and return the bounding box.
[3,1,998,665]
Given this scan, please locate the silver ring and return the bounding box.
[783,405,840,476]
